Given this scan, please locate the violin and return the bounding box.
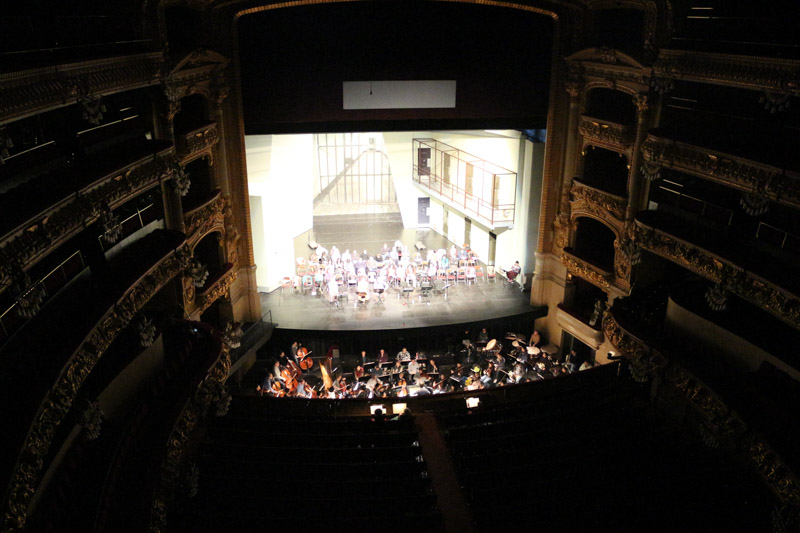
[297,347,314,370]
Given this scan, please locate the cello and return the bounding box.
[297,346,314,371]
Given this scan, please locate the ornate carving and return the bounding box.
[0,149,178,297]
[578,116,633,149]
[641,134,800,210]
[654,49,800,96]
[553,213,574,251]
[607,309,800,514]
[570,180,627,222]
[163,50,230,114]
[2,243,190,531]
[184,192,226,241]
[196,267,237,314]
[177,123,219,163]
[0,53,163,125]
[634,220,800,330]
[149,336,230,532]
[561,250,612,290]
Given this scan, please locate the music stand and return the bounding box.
[441,283,453,301]
[420,283,432,305]
[402,286,414,305]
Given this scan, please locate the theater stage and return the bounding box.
[261,274,541,331]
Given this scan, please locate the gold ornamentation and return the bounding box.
[0,53,163,125]
[578,116,633,149]
[561,250,611,290]
[640,134,800,210]
[177,123,219,162]
[1,243,190,531]
[196,267,237,314]
[0,149,178,297]
[654,49,800,97]
[570,180,627,222]
[633,220,800,329]
[149,338,231,532]
[184,192,226,240]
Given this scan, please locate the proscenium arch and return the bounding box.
[217,0,575,271]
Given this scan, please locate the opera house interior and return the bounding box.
[1,0,799,531]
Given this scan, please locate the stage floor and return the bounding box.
[265,212,538,331]
[261,276,537,331]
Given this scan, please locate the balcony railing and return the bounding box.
[641,133,800,210]
[578,115,634,149]
[176,122,218,162]
[634,210,800,330]
[0,250,85,345]
[570,179,627,224]
[412,138,516,227]
[196,262,237,313]
[562,248,613,290]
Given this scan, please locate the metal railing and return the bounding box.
[0,249,85,340]
[98,203,155,252]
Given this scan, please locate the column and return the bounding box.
[626,94,651,221]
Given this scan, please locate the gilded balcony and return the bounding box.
[634,210,800,330]
[0,52,164,124]
[176,122,219,163]
[579,115,634,151]
[0,230,189,527]
[184,189,226,242]
[641,133,800,211]
[570,179,627,226]
[654,49,800,95]
[561,248,613,291]
[195,262,237,314]
[0,143,176,295]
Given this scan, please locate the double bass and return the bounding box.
[297,346,314,370]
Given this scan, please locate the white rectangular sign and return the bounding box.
[343,80,456,110]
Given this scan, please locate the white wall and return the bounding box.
[383,131,424,228]
[382,130,539,270]
[246,134,315,291]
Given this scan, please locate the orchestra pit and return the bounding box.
[1,1,799,532]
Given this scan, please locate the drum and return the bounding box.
[486,339,497,352]
[527,346,541,355]
[512,340,520,348]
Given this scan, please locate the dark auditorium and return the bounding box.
[1,1,799,532]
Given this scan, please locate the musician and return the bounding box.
[327,278,339,306]
[381,242,390,255]
[390,360,404,382]
[290,342,299,364]
[377,349,389,367]
[505,260,521,282]
[565,349,579,372]
[336,376,349,397]
[477,328,489,343]
[256,371,272,395]
[341,248,351,263]
[295,378,312,398]
[365,374,383,397]
[278,351,290,368]
[396,347,411,361]
[529,330,543,348]
[407,357,420,377]
[579,360,595,371]
[512,363,526,384]
[354,365,365,379]
[373,276,386,302]
[494,352,506,371]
